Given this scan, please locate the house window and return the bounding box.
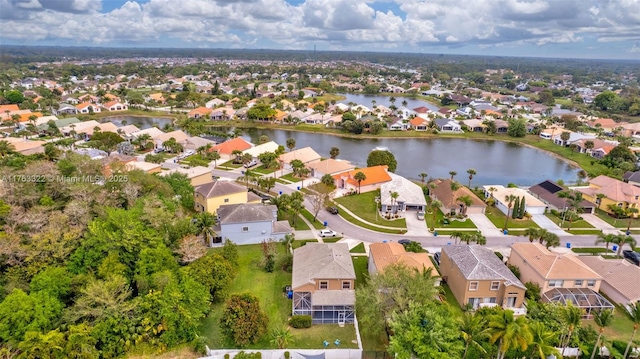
[549,280,564,288]
[490,281,500,291]
[484,297,497,304]
[342,281,351,290]
[242,226,249,232]
[224,198,229,203]
[469,281,479,291]
[319,281,328,290]
[587,280,596,287]
[574,280,583,286]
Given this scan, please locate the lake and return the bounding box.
[243,128,580,186]
[337,93,440,112]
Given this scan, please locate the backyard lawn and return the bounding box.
[425,209,477,229]
[198,244,361,350]
[584,304,640,342]
[334,191,406,229]
[484,206,539,229]
[544,213,594,229]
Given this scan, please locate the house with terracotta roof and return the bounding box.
[3,137,46,155]
[278,147,322,169]
[292,243,356,324]
[333,165,392,194]
[368,242,438,282]
[409,116,430,131]
[187,107,212,119]
[440,245,527,314]
[586,118,619,132]
[431,179,486,215]
[307,159,355,178]
[576,175,640,213]
[578,256,640,311]
[571,138,617,159]
[147,93,166,104]
[508,243,613,317]
[194,179,261,214]
[76,102,101,114]
[102,100,128,111]
[0,104,20,113]
[210,137,253,158]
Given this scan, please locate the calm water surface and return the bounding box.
[337,93,440,112]
[101,115,174,130]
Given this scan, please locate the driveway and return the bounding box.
[581,214,620,234]
[404,210,431,236]
[531,214,569,236]
[468,214,502,236]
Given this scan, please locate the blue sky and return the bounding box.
[1,0,639,60]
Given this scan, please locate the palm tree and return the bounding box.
[459,312,491,359]
[390,191,399,213]
[558,190,584,231]
[561,303,583,353]
[449,181,461,211]
[209,150,221,168]
[329,146,340,159]
[231,149,243,164]
[522,227,541,242]
[195,212,217,247]
[590,309,614,359]
[270,327,293,349]
[430,199,442,230]
[541,231,560,248]
[488,309,533,359]
[320,174,335,188]
[286,137,296,152]
[449,170,457,180]
[623,301,640,358]
[401,99,408,108]
[626,207,639,232]
[0,140,16,158]
[137,133,152,150]
[450,231,464,245]
[354,171,366,194]
[595,233,617,251]
[457,195,473,216]
[613,235,637,257]
[503,194,518,231]
[529,321,561,359]
[419,172,428,187]
[467,168,477,188]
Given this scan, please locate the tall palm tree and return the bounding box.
[613,235,637,257]
[558,190,584,231]
[419,172,428,187]
[595,233,617,251]
[488,309,533,359]
[286,137,296,152]
[390,191,399,213]
[561,303,583,354]
[529,321,561,359]
[449,181,461,211]
[590,309,614,359]
[459,312,491,359]
[450,230,464,245]
[354,171,366,194]
[522,227,541,242]
[467,168,477,188]
[195,212,217,247]
[503,194,518,231]
[624,301,640,358]
[449,171,457,180]
[457,195,473,216]
[320,174,335,188]
[431,199,442,229]
[626,207,639,232]
[541,231,560,248]
[209,150,221,168]
[0,140,16,158]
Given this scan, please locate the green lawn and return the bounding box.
[350,243,366,253]
[595,209,640,229]
[334,192,406,229]
[337,209,407,234]
[292,239,318,249]
[485,206,539,229]
[568,229,603,235]
[180,154,211,167]
[280,173,302,183]
[572,247,615,255]
[440,283,464,315]
[584,304,640,342]
[198,245,291,349]
[289,325,358,349]
[218,160,242,169]
[301,208,326,229]
[322,237,343,243]
[352,256,369,288]
[544,213,594,229]
[425,209,477,229]
[252,166,277,175]
[289,215,310,231]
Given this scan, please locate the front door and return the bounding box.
[338,312,345,325]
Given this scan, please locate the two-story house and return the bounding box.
[194,180,261,214]
[292,243,356,324]
[440,245,527,315]
[576,175,640,214]
[508,243,613,317]
[216,203,292,245]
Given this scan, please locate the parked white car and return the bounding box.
[319,229,337,237]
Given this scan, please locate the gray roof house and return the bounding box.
[439,245,527,314]
[433,118,462,132]
[380,172,427,214]
[216,203,292,245]
[292,243,356,324]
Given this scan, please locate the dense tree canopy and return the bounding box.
[367,149,397,172]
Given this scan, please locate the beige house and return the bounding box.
[162,166,213,187]
[292,243,356,324]
[307,159,355,178]
[279,146,321,169]
[125,161,162,174]
[194,180,260,214]
[431,179,486,214]
[508,243,613,316]
[578,256,640,312]
[368,242,439,284]
[440,245,527,314]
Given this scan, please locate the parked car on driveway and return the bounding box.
[319,229,337,237]
[416,211,425,220]
[623,250,640,265]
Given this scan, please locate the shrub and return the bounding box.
[507,264,521,279]
[280,253,293,272]
[235,352,262,359]
[191,336,208,355]
[524,281,542,301]
[284,352,290,359]
[494,252,504,260]
[289,315,312,328]
[220,293,269,346]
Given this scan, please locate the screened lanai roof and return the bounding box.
[542,288,614,314]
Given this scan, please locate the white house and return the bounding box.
[482,185,547,215]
